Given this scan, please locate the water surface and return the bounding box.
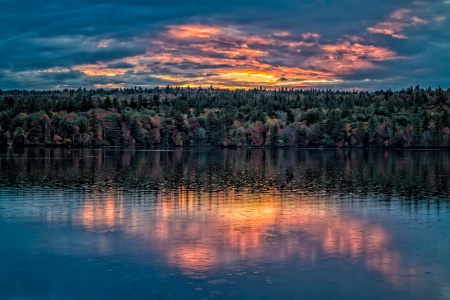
[1,148,450,299]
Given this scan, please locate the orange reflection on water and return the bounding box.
[82,191,123,229]
[167,245,218,277]
[78,188,416,285]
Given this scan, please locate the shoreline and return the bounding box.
[2,144,450,151]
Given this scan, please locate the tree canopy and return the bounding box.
[0,85,449,148]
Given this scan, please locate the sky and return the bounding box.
[0,0,449,91]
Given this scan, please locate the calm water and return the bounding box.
[1,148,450,299]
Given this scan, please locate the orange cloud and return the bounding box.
[166,24,222,39]
[301,32,321,39]
[410,16,427,25]
[322,42,398,61]
[303,42,398,75]
[368,23,408,39]
[390,8,411,19]
[273,31,290,37]
[68,24,399,88]
[94,83,125,89]
[368,8,429,38]
[73,63,128,76]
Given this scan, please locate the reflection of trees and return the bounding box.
[1,148,449,200]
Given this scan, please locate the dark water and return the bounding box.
[1,148,450,299]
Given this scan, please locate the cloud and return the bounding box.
[367,8,429,39]
[166,25,223,39]
[390,8,411,20]
[0,0,448,90]
[97,39,113,48]
[303,42,399,74]
[60,24,400,89]
[368,24,409,39]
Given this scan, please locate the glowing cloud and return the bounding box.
[301,42,398,75]
[1,0,449,90]
[368,24,409,39]
[73,63,128,77]
[390,9,412,20]
[368,8,429,38]
[97,39,113,48]
[166,24,223,39]
[67,23,400,89]
[37,67,71,73]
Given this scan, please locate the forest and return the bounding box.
[0,85,449,148]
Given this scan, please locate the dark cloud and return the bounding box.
[107,62,135,69]
[0,0,449,90]
[37,71,84,81]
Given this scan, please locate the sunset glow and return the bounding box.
[0,1,448,90]
[69,24,350,88]
[76,188,418,285]
[63,21,415,89]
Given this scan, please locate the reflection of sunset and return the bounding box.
[82,191,123,229]
[168,245,217,276]
[77,188,417,285]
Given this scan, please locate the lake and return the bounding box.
[0,148,449,299]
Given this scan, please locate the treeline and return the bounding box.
[0,85,449,148]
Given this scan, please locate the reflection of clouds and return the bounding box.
[82,193,122,229]
[168,245,218,277]
[77,188,417,285]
